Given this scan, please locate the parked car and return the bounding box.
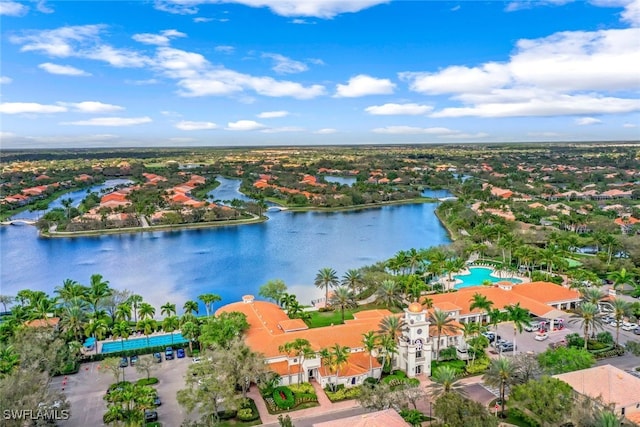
[634,327,640,335]
[129,355,138,366]
[144,410,158,422]
[192,357,201,363]
[165,347,174,360]
[177,348,186,358]
[499,342,516,352]
[525,321,543,332]
[534,332,549,341]
[622,322,638,331]
[153,395,161,406]
[119,357,128,368]
[493,338,508,348]
[153,352,162,363]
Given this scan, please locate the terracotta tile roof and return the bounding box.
[511,281,581,303]
[554,365,640,409]
[313,409,408,427]
[318,351,380,377]
[25,317,60,328]
[278,319,309,332]
[270,360,303,376]
[216,299,391,358]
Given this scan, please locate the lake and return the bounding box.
[0,177,451,312]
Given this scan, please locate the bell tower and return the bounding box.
[400,302,432,377]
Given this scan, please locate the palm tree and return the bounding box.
[610,298,630,347]
[429,366,465,397]
[112,320,131,351]
[314,267,339,307]
[0,345,20,375]
[608,268,634,292]
[329,286,357,322]
[376,279,401,308]
[598,234,619,265]
[377,333,397,373]
[115,302,132,322]
[54,279,86,306]
[361,331,378,378]
[30,297,58,322]
[443,257,465,282]
[580,287,605,305]
[162,316,180,345]
[342,269,364,295]
[498,233,517,266]
[331,344,350,388]
[137,318,157,348]
[182,300,199,316]
[85,318,109,355]
[570,302,604,349]
[127,294,143,323]
[160,302,176,318]
[198,293,221,317]
[86,274,112,318]
[469,293,493,322]
[483,357,515,417]
[504,303,530,355]
[138,302,155,320]
[59,302,88,342]
[378,315,405,339]
[280,338,313,384]
[429,309,458,361]
[487,307,504,337]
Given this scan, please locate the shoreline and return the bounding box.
[28,196,442,238]
[434,206,459,241]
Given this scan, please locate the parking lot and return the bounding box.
[491,321,575,356]
[54,354,194,427]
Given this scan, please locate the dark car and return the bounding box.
[129,355,138,366]
[119,357,128,368]
[177,348,186,358]
[165,347,174,360]
[499,342,516,352]
[144,410,158,422]
[634,327,640,335]
[153,352,162,363]
[153,395,161,406]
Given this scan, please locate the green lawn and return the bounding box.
[306,303,399,328]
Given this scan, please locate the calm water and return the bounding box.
[0,177,451,311]
[101,333,187,353]
[454,267,523,289]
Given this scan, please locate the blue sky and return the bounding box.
[1,0,639,148]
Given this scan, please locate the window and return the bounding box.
[416,365,422,374]
[416,350,422,358]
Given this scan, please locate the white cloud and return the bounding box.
[154,0,389,18]
[226,120,265,131]
[60,101,124,113]
[290,18,315,24]
[0,102,67,114]
[85,45,150,68]
[575,117,602,125]
[38,62,91,76]
[365,103,433,115]
[175,120,218,130]
[262,53,308,74]
[528,132,563,137]
[0,1,28,16]
[125,79,160,85]
[314,128,337,134]
[132,29,186,46]
[623,122,637,128]
[10,24,105,56]
[61,117,152,126]
[621,0,640,26]
[215,45,235,54]
[440,132,489,139]
[335,74,395,97]
[261,126,304,133]
[372,126,458,135]
[36,0,54,13]
[403,27,640,118]
[257,110,289,118]
[451,5,461,11]
[0,76,12,84]
[193,17,214,22]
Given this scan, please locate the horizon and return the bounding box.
[1,0,639,148]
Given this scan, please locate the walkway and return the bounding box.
[248,380,360,426]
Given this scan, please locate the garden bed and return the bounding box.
[262,384,319,414]
[324,384,362,402]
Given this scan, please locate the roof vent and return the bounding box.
[242,295,255,303]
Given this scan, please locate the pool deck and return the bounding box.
[440,265,530,291]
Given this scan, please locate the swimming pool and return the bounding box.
[454,267,523,289]
[101,333,188,353]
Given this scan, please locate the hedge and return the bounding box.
[465,358,490,375]
[288,383,315,395]
[53,362,80,377]
[237,398,261,422]
[592,346,625,359]
[136,377,159,386]
[272,386,295,409]
[324,385,362,402]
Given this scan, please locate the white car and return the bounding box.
[622,322,638,331]
[534,332,549,341]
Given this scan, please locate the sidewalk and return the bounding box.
[247,381,361,426]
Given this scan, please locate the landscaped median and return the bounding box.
[260,383,319,414]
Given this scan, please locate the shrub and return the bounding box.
[136,377,159,386]
[391,370,407,378]
[272,386,295,409]
[325,385,361,402]
[466,358,490,375]
[363,377,378,388]
[596,331,613,344]
[237,408,254,421]
[431,359,466,376]
[400,409,429,426]
[587,341,610,351]
[216,410,237,420]
[288,382,315,395]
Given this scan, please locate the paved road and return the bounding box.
[261,407,367,427]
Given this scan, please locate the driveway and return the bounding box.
[55,356,193,427]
